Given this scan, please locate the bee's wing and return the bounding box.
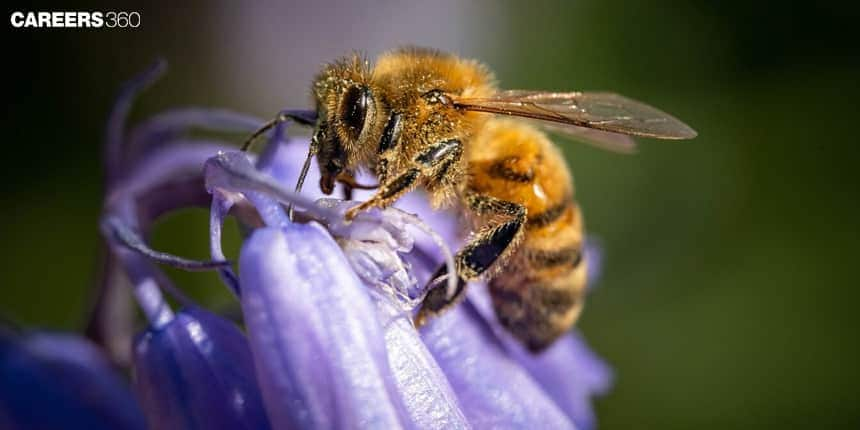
[530,121,638,154]
[453,90,697,140]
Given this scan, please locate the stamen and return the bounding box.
[400,213,458,301]
[314,199,458,304]
[204,151,458,304]
[209,191,241,296]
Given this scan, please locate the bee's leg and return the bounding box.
[457,194,527,279]
[345,138,463,220]
[413,265,468,327]
[345,168,421,220]
[335,172,378,200]
[342,183,354,200]
[414,194,526,326]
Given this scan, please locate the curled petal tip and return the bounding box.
[103,216,231,271]
[105,58,169,182]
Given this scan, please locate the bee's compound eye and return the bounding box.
[341,86,370,139]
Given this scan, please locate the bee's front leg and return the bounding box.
[336,172,378,200]
[345,168,420,220]
[345,138,463,220]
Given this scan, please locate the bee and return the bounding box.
[243,47,696,351]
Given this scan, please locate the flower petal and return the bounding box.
[0,333,145,430]
[203,151,323,222]
[375,298,470,430]
[238,223,406,429]
[132,307,270,430]
[465,283,612,429]
[584,236,604,289]
[260,138,328,201]
[420,302,576,429]
[507,331,612,430]
[125,108,263,162]
[105,59,166,184]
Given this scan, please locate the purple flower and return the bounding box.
[3,62,613,429]
[0,332,146,430]
[132,306,271,430]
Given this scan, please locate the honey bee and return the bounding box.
[243,47,696,351]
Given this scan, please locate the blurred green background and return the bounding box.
[3,1,858,428]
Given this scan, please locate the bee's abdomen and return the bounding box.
[490,202,587,351]
[466,118,587,351]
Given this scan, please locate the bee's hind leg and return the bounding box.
[414,193,526,326]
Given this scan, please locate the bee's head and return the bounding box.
[311,56,380,195]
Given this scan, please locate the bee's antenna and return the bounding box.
[289,135,319,221]
[241,117,279,152]
[238,110,318,221]
[241,110,317,152]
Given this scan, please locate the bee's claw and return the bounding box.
[344,204,363,221]
[414,264,467,327]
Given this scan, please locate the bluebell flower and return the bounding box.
[133,306,271,429]
[3,61,612,429]
[0,332,146,430]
